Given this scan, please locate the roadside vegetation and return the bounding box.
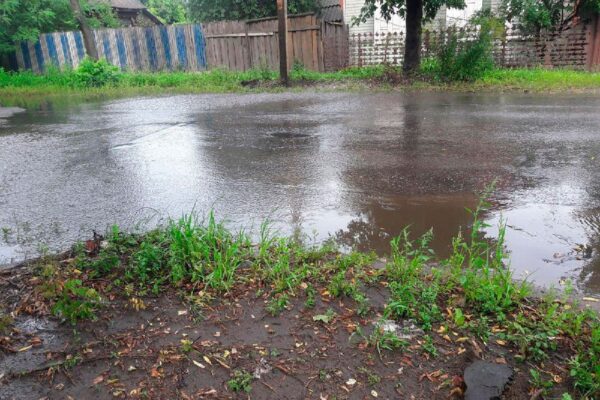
[2,17,600,104]
[1,59,600,107]
[1,191,598,398]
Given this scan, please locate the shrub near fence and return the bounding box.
[14,25,207,73]
[350,25,590,69]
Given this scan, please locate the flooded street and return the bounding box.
[1,92,599,294]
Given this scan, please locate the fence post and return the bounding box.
[501,30,507,67]
[277,0,289,85]
[358,34,363,68]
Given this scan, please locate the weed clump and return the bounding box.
[227,369,253,393]
[421,16,499,82]
[0,312,14,334]
[73,58,120,88]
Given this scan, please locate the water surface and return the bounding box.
[1,92,599,294]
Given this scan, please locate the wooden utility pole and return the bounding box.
[277,0,289,86]
[70,0,99,60]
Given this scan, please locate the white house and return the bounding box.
[343,0,497,36]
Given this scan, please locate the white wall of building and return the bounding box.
[446,0,483,27]
[344,0,488,35]
[344,0,375,35]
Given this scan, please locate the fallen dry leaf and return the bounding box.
[471,339,483,358]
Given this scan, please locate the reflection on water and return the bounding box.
[334,194,476,256]
[0,93,599,296]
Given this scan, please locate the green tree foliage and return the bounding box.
[81,1,120,29]
[501,0,600,34]
[355,0,465,72]
[142,0,189,24]
[0,0,73,54]
[187,0,320,22]
[0,0,118,55]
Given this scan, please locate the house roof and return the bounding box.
[320,0,343,23]
[108,0,146,9]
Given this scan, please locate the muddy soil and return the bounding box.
[0,264,573,400]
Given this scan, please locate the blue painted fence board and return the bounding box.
[160,26,172,69]
[116,31,128,70]
[74,32,86,61]
[60,33,73,68]
[20,42,32,70]
[15,24,207,73]
[193,25,207,68]
[145,28,158,71]
[45,35,59,67]
[175,26,188,69]
[33,41,44,72]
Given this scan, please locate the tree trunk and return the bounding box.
[403,0,423,74]
[70,0,99,60]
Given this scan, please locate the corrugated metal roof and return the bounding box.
[320,0,343,22]
[108,0,146,9]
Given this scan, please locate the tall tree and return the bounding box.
[355,0,465,73]
[0,0,73,54]
[0,0,118,56]
[141,0,189,24]
[70,0,98,60]
[187,0,319,22]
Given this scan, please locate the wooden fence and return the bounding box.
[9,14,349,74]
[14,24,207,73]
[349,24,592,70]
[203,14,348,72]
[322,22,349,71]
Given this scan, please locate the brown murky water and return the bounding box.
[0,92,599,294]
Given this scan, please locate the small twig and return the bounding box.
[0,276,23,290]
[4,353,155,380]
[274,363,307,395]
[260,380,277,392]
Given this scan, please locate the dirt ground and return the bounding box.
[0,261,578,400]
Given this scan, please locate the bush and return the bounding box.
[73,58,120,87]
[423,18,498,82]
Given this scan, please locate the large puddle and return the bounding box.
[0,92,599,295]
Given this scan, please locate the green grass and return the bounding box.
[22,188,600,397]
[3,62,600,107]
[0,64,387,106]
[475,68,600,91]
